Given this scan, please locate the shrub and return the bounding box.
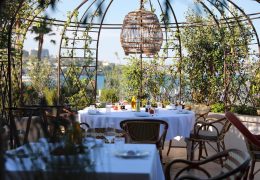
[230,105,257,116]
[211,103,225,113]
[43,88,57,105]
[99,89,119,103]
[23,85,39,105]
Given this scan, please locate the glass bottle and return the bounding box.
[136,99,140,112]
[131,96,136,110]
[145,100,151,112]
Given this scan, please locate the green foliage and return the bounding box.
[43,87,57,105]
[121,55,169,102]
[27,57,54,98]
[211,103,225,113]
[250,71,260,107]
[230,105,257,116]
[61,64,94,109]
[103,64,125,100]
[99,89,119,103]
[181,10,253,105]
[182,13,225,104]
[22,85,39,105]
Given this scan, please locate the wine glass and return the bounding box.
[104,122,116,143]
[84,136,96,149]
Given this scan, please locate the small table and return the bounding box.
[4,142,164,180]
[78,108,196,141]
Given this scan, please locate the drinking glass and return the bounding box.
[105,122,115,143]
[89,104,96,110]
[114,137,125,151]
[83,137,96,149]
[106,102,112,114]
[157,102,163,109]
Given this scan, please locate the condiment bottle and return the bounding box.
[131,96,136,110]
[136,99,140,112]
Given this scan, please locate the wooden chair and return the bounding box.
[226,111,260,180]
[165,149,250,180]
[186,114,232,161]
[120,119,168,159]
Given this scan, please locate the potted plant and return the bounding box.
[256,98,260,116]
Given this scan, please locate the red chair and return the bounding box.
[225,111,260,180]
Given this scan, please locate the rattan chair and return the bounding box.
[167,105,211,156]
[165,149,250,180]
[9,107,46,147]
[225,111,260,180]
[120,119,168,159]
[193,104,211,122]
[186,114,232,161]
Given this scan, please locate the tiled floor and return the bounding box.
[162,140,260,179]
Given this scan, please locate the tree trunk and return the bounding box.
[38,34,44,61]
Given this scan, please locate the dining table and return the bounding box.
[78,108,196,141]
[4,140,164,180]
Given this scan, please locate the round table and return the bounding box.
[78,108,195,141]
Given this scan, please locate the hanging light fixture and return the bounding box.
[120,0,163,56]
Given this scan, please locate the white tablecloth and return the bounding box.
[4,142,164,180]
[78,108,196,141]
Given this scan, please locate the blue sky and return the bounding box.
[23,0,260,64]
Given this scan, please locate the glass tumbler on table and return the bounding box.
[105,122,116,143]
[106,102,112,114]
[114,137,125,151]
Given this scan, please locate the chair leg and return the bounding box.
[216,142,223,166]
[198,142,203,160]
[186,139,192,160]
[203,142,208,157]
[249,159,256,180]
[167,140,172,156]
[244,165,250,180]
[187,140,195,161]
[221,141,226,151]
[159,148,163,162]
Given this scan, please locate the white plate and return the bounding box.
[134,112,150,117]
[114,150,150,158]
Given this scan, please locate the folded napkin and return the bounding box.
[166,105,175,110]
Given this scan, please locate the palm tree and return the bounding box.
[30,18,56,61]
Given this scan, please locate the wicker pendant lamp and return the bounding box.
[120,0,163,56]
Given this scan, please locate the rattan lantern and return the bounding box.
[120,1,163,56]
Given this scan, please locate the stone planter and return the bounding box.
[257,108,260,116]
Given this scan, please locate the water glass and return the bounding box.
[105,122,115,143]
[114,137,125,151]
[89,104,96,110]
[157,102,163,109]
[106,103,112,114]
[154,108,159,114]
[83,137,96,149]
[177,105,182,111]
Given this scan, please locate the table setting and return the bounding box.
[4,137,164,180]
[78,104,196,141]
